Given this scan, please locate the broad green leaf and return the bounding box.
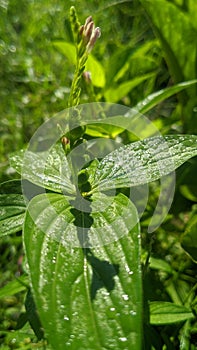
[104,72,155,103]
[0,275,28,299]
[24,192,142,349]
[134,80,197,114]
[90,135,197,192]
[53,41,105,87]
[0,194,26,236]
[9,143,76,195]
[181,216,197,262]
[149,302,194,325]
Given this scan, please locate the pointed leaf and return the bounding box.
[134,80,197,114]
[90,135,197,192]
[150,302,194,325]
[24,192,142,349]
[9,143,75,195]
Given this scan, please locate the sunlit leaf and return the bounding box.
[24,192,142,349]
[9,143,75,195]
[90,135,197,192]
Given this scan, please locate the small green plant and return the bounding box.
[1,6,197,350]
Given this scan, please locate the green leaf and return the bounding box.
[134,80,197,114]
[149,302,194,325]
[181,216,197,262]
[9,143,76,195]
[0,194,26,236]
[149,257,173,275]
[53,41,105,87]
[24,192,142,349]
[85,123,124,138]
[0,275,28,299]
[104,72,155,103]
[105,46,132,87]
[53,41,76,65]
[85,55,106,88]
[90,135,197,192]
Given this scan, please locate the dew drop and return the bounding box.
[119,337,127,342]
[122,294,129,301]
[193,106,197,113]
[130,310,137,316]
[64,315,70,321]
[110,307,115,311]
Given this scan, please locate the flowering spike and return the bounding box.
[68,7,101,107]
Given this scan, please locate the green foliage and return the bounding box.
[1,1,197,349]
[24,193,142,349]
[149,301,195,325]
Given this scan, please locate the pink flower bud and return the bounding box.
[84,16,93,31]
[83,71,92,83]
[86,27,101,53]
[84,21,94,42]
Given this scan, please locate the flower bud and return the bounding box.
[86,27,101,53]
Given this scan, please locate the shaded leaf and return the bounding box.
[25,289,44,340]
[181,216,197,263]
[0,194,26,236]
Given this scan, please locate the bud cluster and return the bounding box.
[68,6,101,108]
[79,16,101,54]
